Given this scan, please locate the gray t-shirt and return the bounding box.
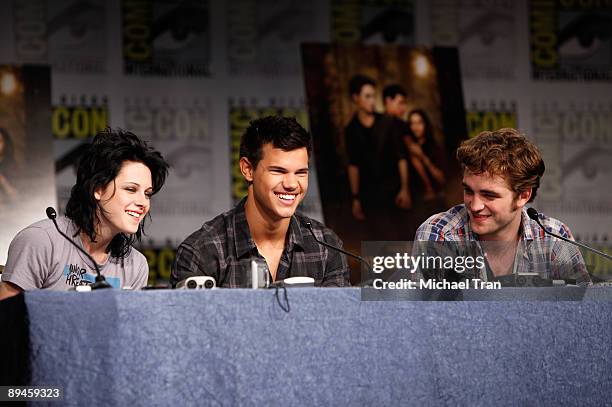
[3,216,149,290]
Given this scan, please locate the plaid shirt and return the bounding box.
[171,199,350,288]
[414,204,591,286]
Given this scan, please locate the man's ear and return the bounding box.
[239,157,254,183]
[516,188,532,208]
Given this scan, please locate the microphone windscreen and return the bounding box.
[526,207,539,221]
[46,207,57,220]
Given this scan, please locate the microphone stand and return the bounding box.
[46,207,112,289]
[303,222,374,286]
[527,207,612,261]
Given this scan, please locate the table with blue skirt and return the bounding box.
[2,287,612,406]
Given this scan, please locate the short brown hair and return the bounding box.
[457,128,545,202]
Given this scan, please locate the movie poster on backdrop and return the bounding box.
[52,94,110,213]
[226,0,326,76]
[330,0,415,45]
[430,0,518,80]
[123,96,214,247]
[12,0,108,73]
[301,44,467,263]
[122,0,210,76]
[529,0,612,81]
[0,65,54,265]
[228,97,324,222]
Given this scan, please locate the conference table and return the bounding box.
[2,287,612,406]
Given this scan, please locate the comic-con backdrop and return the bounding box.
[0,0,610,284]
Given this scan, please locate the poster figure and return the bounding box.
[302,44,466,277]
[0,127,19,206]
[0,65,54,265]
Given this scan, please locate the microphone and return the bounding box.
[526,207,612,261]
[46,207,112,290]
[303,221,373,285]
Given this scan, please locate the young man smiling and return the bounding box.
[171,116,350,287]
[414,128,590,286]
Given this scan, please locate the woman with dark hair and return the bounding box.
[0,128,169,300]
[0,127,19,205]
[403,109,446,200]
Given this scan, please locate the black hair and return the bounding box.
[65,128,169,259]
[239,116,311,170]
[349,74,376,97]
[383,84,407,101]
[408,108,434,141]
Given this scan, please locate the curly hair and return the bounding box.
[65,128,169,259]
[456,128,545,202]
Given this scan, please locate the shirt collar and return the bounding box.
[232,197,306,258]
[521,207,538,241]
[459,206,479,241]
[286,215,305,251]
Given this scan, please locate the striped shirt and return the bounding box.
[414,204,591,286]
[171,199,350,288]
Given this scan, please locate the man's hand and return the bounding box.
[352,199,366,221]
[395,188,412,210]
